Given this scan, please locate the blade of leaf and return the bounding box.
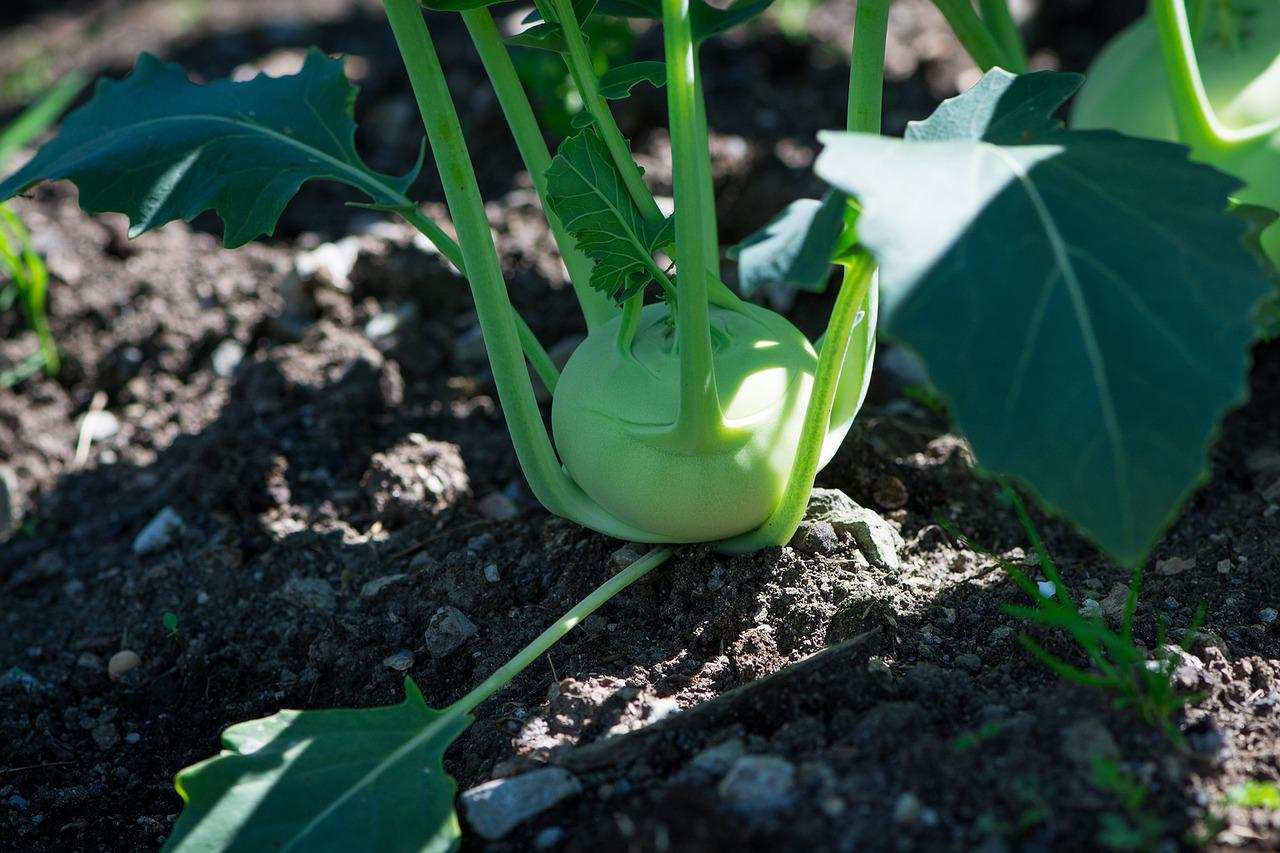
[727,190,848,296]
[599,61,667,99]
[0,50,420,249]
[164,679,470,853]
[545,129,674,300]
[814,69,1271,565]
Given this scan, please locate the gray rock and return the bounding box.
[1260,607,1278,625]
[533,826,566,850]
[461,768,583,840]
[211,339,245,378]
[382,650,415,672]
[483,564,501,583]
[360,573,408,598]
[1060,717,1119,770]
[610,542,647,569]
[718,755,796,813]
[689,739,745,777]
[92,723,120,750]
[806,488,903,570]
[477,492,519,521]
[953,653,982,674]
[791,520,839,555]
[425,607,477,658]
[281,577,337,612]
[131,507,186,556]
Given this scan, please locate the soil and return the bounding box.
[3,1,1278,852]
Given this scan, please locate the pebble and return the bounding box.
[953,653,982,673]
[690,739,745,777]
[281,577,337,612]
[718,755,796,813]
[1155,556,1195,575]
[460,768,583,840]
[424,607,478,658]
[361,573,408,598]
[791,520,839,555]
[131,507,186,556]
[107,650,142,682]
[805,488,904,570]
[0,665,50,695]
[610,542,647,569]
[1260,608,1278,625]
[210,339,245,378]
[893,791,925,827]
[872,475,909,510]
[124,733,141,745]
[382,650,415,672]
[1036,581,1056,598]
[483,564,501,583]
[477,492,519,521]
[1078,598,1104,620]
[92,723,120,750]
[1059,717,1119,769]
[533,826,566,850]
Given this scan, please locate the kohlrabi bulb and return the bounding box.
[552,301,818,542]
[1070,1,1280,263]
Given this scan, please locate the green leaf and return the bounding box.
[164,679,471,853]
[727,190,847,297]
[595,0,774,42]
[419,0,501,10]
[814,69,1271,565]
[599,61,666,99]
[0,49,419,249]
[507,0,596,53]
[546,129,674,301]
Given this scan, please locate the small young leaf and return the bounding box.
[164,679,470,853]
[727,190,848,296]
[815,69,1271,565]
[0,50,419,248]
[546,129,674,301]
[595,0,775,42]
[599,61,666,99]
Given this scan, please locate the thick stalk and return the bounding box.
[693,75,719,276]
[719,255,875,554]
[460,9,615,329]
[977,0,1029,73]
[663,0,722,451]
[546,0,664,222]
[383,0,656,541]
[449,546,673,714]
[399,205,561,389]
[1150,0,1280,154]
[931,0,1010,71]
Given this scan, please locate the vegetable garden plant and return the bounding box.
[1,0,1274,848]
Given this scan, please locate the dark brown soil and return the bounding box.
[3,1,1278,852]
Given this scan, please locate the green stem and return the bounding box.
[977,0,1029,73]
[693,75,719,275]
[663,0,722,451]
[384,0,656,541]
[617,293,642,353]
[460,9,616,330]
[546,0,664,222]
[450,546,673,714]
[719,254,875,554]
[931,0,1010,71]
[399,205,561,390]
[1150,0,1280,153]
[848,0,890,134]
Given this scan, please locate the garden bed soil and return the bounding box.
[3,1,1278,851]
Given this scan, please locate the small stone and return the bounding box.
[791,520,839,555]
[893,792,924,827]
[383,650,415,671]
[131,507,186,556]
[1036,581,1056,599]
[0,666,49,695]
[610,543,647,569]
[124,733,141,745]
[806,488,904,570]
[361,573,408,598]
[872,475,909,510]
[107,650,142,682]
[718,755,796,813]
[483,564,501,583]
[92,722,120,750]
[1217,559,1233,575]
[533,827,565,850]
[1079,598,1104,620]
[1260,608,1278,625]
[281,577,337,612]
[409,553,439,573]
[211,339,245,377]
[1155,556,1195,575]
[460,768,582,840]
[425,607,478,658]
[990,626,1013,641]
[1098,583,1131,625]
[690,739,745,777]
[953,653,982,673]
[706,564,726,592]
[1059,717,1119,770]
[477,492,519,521]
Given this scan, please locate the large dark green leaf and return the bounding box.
[815,69,1271,564]
[164,679,470,853]
[595,0,774,42]
[0,49,420,248]
[546,129,674,300]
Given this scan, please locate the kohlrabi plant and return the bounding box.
[0,0,1272,848]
